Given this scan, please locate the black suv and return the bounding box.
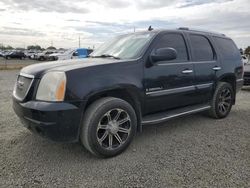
[12,28,244,157]
[5,51,26,60]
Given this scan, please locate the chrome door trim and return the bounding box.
[196,83,213,89]
[146,83,213,97]
[146,85,195,96]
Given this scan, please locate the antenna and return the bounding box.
[79,36,81,48]
[148,26,153,31]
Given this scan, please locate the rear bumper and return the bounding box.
[243,74,250,86]
[12,97,85,142]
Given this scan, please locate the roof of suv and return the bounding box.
[140,27,228,39]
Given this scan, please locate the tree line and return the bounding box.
[0,45,57,51]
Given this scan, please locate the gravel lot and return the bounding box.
[0,69,249,187]
[0,57,38,64]
[0,57,41,70]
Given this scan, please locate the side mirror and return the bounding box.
[73,52,78,56]
[150,47,177,63]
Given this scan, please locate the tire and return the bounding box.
[80,97,137,157]
[208,82,234,119]
[39,57,45,61]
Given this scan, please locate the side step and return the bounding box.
[142,104,211,125]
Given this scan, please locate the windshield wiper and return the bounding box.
[89,54,121,60]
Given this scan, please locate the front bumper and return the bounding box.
[13,97,85,142]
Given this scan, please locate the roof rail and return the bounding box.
[178,27,189,30]
[178,27,226,36]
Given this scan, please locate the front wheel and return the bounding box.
[80,97,137,157]
[208,82,234,119]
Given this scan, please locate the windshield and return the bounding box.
[91,32,155,59]
[64,49,75,55]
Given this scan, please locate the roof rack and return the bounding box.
[178,27,226,36]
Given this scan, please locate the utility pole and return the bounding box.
[134,26,136,33]
[79,36,81,48]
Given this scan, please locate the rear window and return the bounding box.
[190,35,215,61]
[213,37,240,61]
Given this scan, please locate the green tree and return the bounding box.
[27,45,42,51]
[47,46,56,50]
[4,45,13,50]
[245,46,250,55]
[16,47,25,51]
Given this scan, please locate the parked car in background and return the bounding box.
[25,51,36,59]
[243,63,250,85]
[12,28,243,157]
[4,51,26,60]
[49,48,93,61]
[34,51,56,61]
[242,55,249,65]
[0,51,3,57]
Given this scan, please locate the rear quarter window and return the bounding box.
[213,37,240,61]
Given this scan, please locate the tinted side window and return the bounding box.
[155,33,188,61]
[214,37,240,61]
[190,35,214,61]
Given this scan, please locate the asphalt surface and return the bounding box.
[0,69,250,187]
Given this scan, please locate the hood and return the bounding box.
[49,53,63,57]
[49,53,66,56]
[20,58,122,78]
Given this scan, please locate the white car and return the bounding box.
[49,48,93,61]
[242,55,249,65]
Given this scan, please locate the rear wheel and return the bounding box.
[80,97,137,157]
[39,56,45,61]
[208,82,234,119]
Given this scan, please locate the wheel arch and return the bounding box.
[217,73,236,104]
[84,87,143,133]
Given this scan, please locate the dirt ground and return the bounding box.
[0,69,250,187]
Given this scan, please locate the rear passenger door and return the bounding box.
[187,34,219,104]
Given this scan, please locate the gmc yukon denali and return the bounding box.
[12,28,244,157]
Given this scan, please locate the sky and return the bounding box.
[0,0,250,49]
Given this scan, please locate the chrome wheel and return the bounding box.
[218,88,232,115]
[96,108,131,150]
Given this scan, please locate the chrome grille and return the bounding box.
[13,73,34,101]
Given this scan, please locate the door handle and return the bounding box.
[182,69,193,74]
[213,66,222,71]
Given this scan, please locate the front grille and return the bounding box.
[13,74,34,101]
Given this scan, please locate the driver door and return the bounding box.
[144,32,196,114]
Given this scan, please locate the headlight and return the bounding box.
[36,72,66,101]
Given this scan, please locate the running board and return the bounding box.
[142,104,211,125]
